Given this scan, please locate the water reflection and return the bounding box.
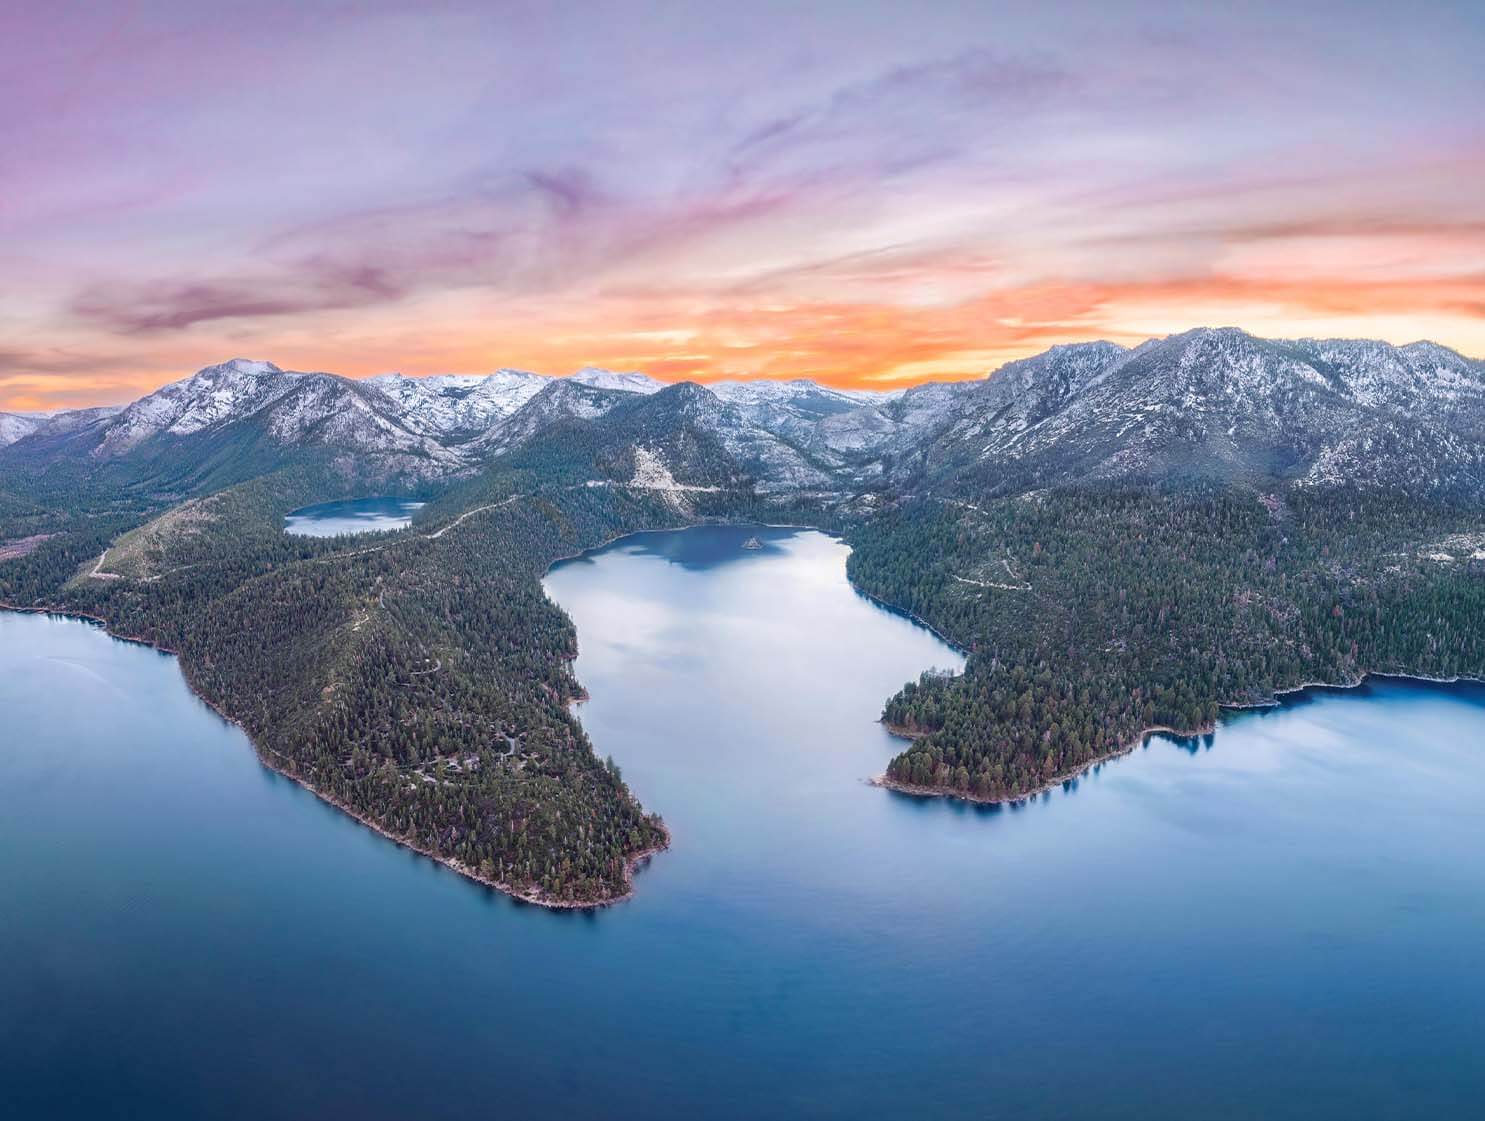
[283,496,424,537]
[614,524,796,570]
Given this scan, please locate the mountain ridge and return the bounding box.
[5,328,1484,499]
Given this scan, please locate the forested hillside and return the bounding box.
[29,473,720,904]
[848,487,1485,799]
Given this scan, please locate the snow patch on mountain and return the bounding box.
[909,328,1485,493]
[13,330,1485,497]
[95,359,295,455]
[569,368,664,395]
[0,413,40,447]
[369,369,547,439]
[705,378,882,450]
[473,379,629,455]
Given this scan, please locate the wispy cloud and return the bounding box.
[71,264,407,334]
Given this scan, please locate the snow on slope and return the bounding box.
[0,413,39,447]
[95,359,297,455]
[705,379,881,448]
[257,374,465,468]
[568,367,665,395]
[13,331,1485,496]
[471,378,631,455]
[369,370,547,439]
[911,328,1485,492]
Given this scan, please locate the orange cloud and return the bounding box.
[4,267,1483,412]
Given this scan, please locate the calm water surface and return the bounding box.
[283,496,424,536]
[3,525,1483,1119]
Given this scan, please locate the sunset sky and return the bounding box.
[3,0,1483,410]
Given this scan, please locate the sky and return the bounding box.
[2,0,1483,410]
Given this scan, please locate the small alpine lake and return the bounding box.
[2,524,1482,1119]
[283,496,424,536]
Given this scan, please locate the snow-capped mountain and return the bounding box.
[910,328,1485,493]
[10,358,464,485]
[568,367,665,395]
[1287,338,1485,430]
[705,379,890,450]
[5,331,1483,498]
[607,382,838,493]
[368,370,547,441]
[471,378,633,457]
[684,330,1485,494]
[247,372,463,468]
[93,359,299,456]
[0,405,124,448]
[0,413,38,447]
[500,381,839,495]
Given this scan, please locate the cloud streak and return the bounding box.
[71,265,407,334]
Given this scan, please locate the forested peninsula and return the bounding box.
[849,488,1485,802]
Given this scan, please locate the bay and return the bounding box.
[3,525,1482,1119]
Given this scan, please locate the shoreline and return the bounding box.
[540,513,839,571]
[871,668,1485,807]
[850,586,972,657]
[0,600,666,911]
[20,512,1481,901]
[9,514,809,912]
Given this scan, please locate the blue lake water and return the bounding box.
[282,496,424,536]
[2,524,1483,1119]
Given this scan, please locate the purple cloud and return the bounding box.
[71,263,407,334]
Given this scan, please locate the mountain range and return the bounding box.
[5,328,1484,499]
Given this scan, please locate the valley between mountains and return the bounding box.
[3,327,1484,906]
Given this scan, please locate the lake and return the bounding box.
[2,525,1482,1119]
[283,496,424,536]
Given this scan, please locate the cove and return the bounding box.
[3,525,1484,1120]
[283,496,424,536]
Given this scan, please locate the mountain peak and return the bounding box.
[654,379,711,398]
[1042,340,1127,358]
[1174,326,1255,344]
[569,367,664,395]
[206,358,283,377]
[1400,339,1473,364]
